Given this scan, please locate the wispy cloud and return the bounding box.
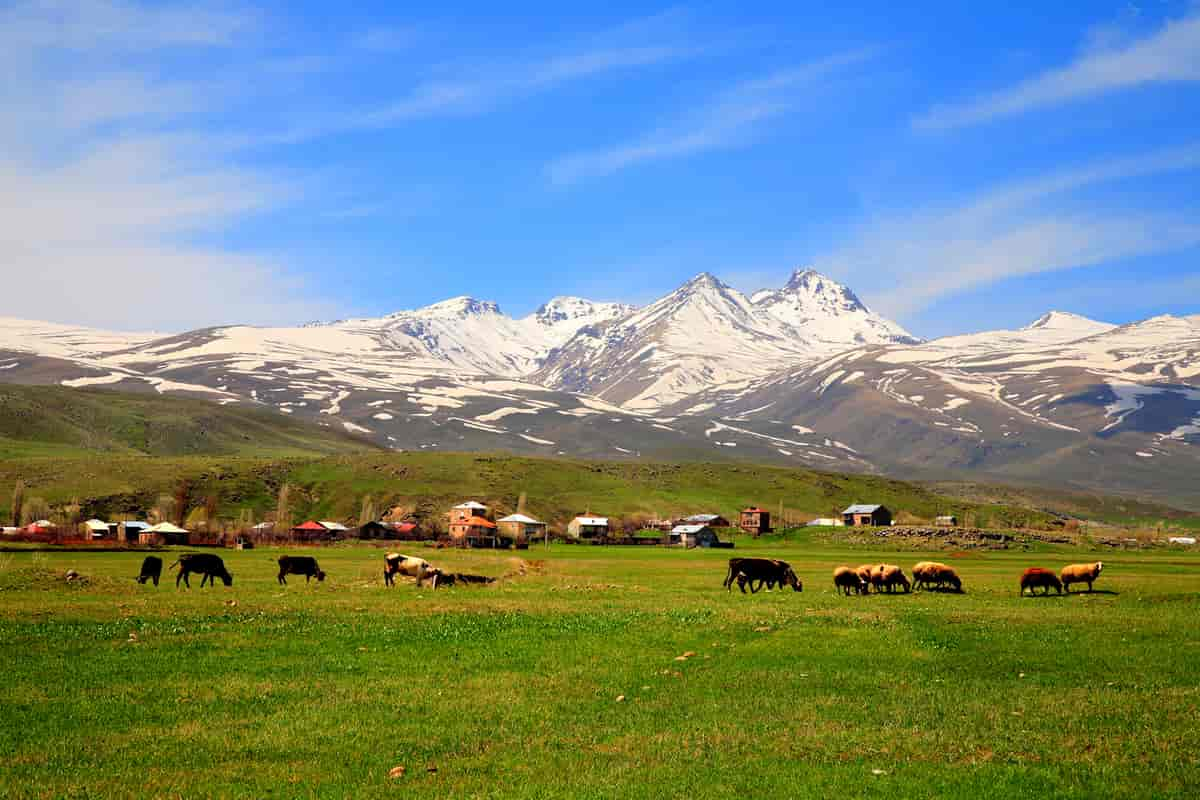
[271,12,704,141]
[816,144,1200,315]
[0,0,336,331]
[915,12,1200,130]
[545,48,877,184]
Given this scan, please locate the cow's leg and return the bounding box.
[384,568,393,587]
[200,573,209,588]
[152,574,159,587]
[183,571,191,588]
[176,569,184,588]
[277,571,286,586]
[306,573,311,583]
[737,575,748,594]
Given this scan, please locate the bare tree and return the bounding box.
[173,480,191,527]
[359,494,376,526]
[11,479,24,528]
[517,491,527,514]
[21,496,50,526]
[204,495,219,531]
[276,483,292,534]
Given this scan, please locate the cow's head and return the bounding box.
[785,568,802,592]
[220,572,233,586]
[316,570,327,582]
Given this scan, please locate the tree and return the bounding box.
[517,492,527,514]
[152,494,175,524]
[358,494,376,526]
[173,480,191,527]
[204,495,219,531]
[275,484,292,533]
[21,496,50,526]
[11,479,24,528]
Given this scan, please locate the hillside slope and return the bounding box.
[0,386,376,458]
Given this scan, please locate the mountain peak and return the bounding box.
[1022,310,1113,337]
[415,296,502,318]
[777,268,866,310]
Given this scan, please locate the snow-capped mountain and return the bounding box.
[752,268,920,347]
[534,270,917,410]
[1,272,1198,506]
[692,311,1200,506]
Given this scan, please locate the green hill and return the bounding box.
[0,385,375,458]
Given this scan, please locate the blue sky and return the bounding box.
[3,0,1199,337]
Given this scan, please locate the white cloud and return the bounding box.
[916,13,1200,130]
[0,1,335,331]
[546,48,877,184]
[816,145,1200,315]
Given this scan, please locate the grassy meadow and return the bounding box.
[2,537,1198,799]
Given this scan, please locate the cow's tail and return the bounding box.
[168,559,181,571]
[723,561,736,589]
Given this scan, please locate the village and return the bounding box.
[2,499,913,549]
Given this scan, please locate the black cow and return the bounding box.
[277,555,326,585]
[171,553,233,588]
[137,556,162,586]
[723,558,802,594]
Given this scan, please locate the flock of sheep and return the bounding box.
[829,560,1105,596]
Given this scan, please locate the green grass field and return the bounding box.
[2,540,1197,798]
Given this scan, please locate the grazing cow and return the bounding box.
[277,555,326,585]
[833,566,867,596]
[724,558,802,594]
[137,556,162,586]
[383,553,440,587]
[1060,562,1103,593]
[1020,567,1062,596]
[872,564,910,594]
[171,553,233,588]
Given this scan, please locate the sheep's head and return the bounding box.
[1095,562,1104,575]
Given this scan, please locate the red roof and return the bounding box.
[395,523,418,533]
[463,516,496,529]
[293,520,326,531]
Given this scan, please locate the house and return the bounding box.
[452,516,499,547]
[82,519,114,539]
[316,521,348,539]
[806,518,843,527]
[292,520,331,541]
[935,515,959,528]
[448,501,491,540]
[497,513,546,546]
[251,521,275,533]
[739,507,772,535]
[670,524,732,548]
[120,521,149,543]
[140,522,189,546]
[842,504,893,527]
[680,514,732,528]
[567,516,609,539]
[358,521,423,540]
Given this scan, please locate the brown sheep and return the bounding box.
[833,566,867,596]
[874,564,910,594]
[913,562,962,592]
[1020,567,1062,596]
[1060,562,1103,593]
[911,561,937,590]
[856,564,879,593]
